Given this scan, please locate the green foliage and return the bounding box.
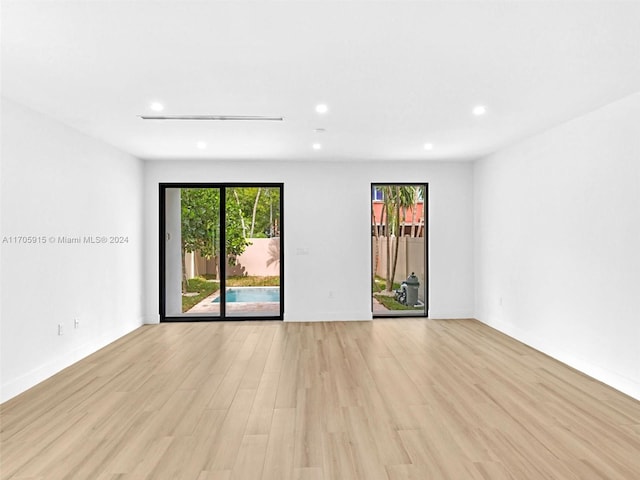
[184,276,215,292]
[181,188,250,262]
[373,276,400,293]
[229,187,280,238]
[181,276,279,312]
[180,187,280,287]
[373,293,422,311]
[181,188,219,258]
[374,185,423,291]
[224,198,251,260]
[227,275,280,287]
[182,277,219,312]
[381,185,415,236]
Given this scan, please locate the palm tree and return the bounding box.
[371,186,388,280]
[381,185,395,291]
[373,185,424,292]
[416,185,426,238]
[372,202,380,281]
[390,186,416,287]
[411,187,419,238]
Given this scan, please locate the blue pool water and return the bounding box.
[213,287,280,303]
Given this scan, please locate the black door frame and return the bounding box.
[371,182,429,318]
[159,182,284,322]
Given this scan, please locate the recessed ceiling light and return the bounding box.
[196,141,207,149]
[312,143,322,150]
[315,104,328,114]
[423,143,433,151]
[473,105,487,116]
[314,128,326,133]
[150,101,164,112]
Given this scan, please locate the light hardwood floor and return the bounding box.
[1,319,639,479]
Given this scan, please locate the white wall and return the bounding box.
[474,92,640,399]
[143,160,474,322]
[0,98,145,402]
[164,188,183,315]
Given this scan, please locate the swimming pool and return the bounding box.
[212,287,280,303]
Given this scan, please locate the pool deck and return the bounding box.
[186,290,418,317]
[372,297,387,314]
[187,289,280,316]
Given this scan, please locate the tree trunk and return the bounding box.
[417,186,426,237]
[232,189,247,238]
[372,205,380,280]
[417,206,425,238]
[250,187,261,238]
[390,203,402,286]
[385,202,392,291]
[371,212,378,281]
[181,239,188,293]
[411,195,419,237]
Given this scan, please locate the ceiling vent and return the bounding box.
[139,114,283,121]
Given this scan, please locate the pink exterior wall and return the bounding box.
[234,237,281,276]
[185,237,281,278]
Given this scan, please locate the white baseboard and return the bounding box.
[284,311,373,322]
[283,312,475,322]
[475,316,640,401]
[143,314,160,324]
[1,320,143,403]
[428,311,475,320]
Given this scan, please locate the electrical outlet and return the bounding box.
[58,324,64,336]
[74,318,80,329]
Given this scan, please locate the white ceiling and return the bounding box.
[2,0,640,161]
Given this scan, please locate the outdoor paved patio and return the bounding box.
[185,291,421,318]
[186,290,280,316]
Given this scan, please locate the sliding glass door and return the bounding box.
[162,186,222,319]
[224,187,281,318]
[160,183,283,321]
[371,183,428,317]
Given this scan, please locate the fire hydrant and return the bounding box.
[395,272,420,306]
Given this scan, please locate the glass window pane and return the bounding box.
[372,184,427,317]
[164,187,221,318]
[162,184,283,321]
[225,187,281,318]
